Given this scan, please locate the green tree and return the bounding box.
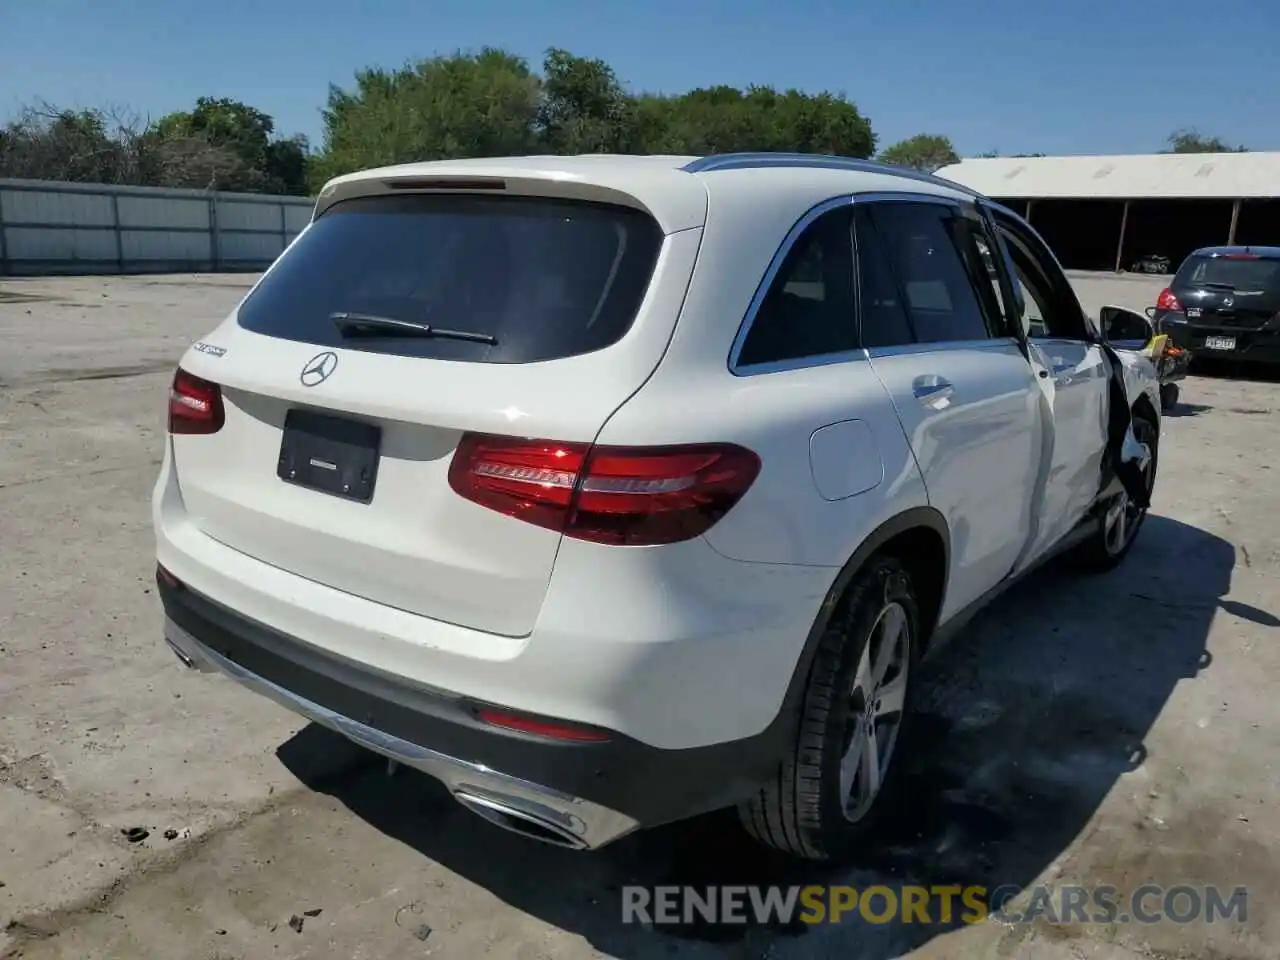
[878,133,959,172]
[537,48,639,153]
[635,84,875,157]
[1164,128,1247,153]
[155,97,311,193]
[1,97,310,192]
[312,48,542,189]
[0,106,126,182]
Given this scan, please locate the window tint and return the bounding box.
[1177,254,1280,291]
[736,207,857,367]
[235,194,663,364]
[1013,271,1051,338]
[997,223,1082,340]
[865,202,998,343]
[968,230,1015,331]
[852,206,914,348]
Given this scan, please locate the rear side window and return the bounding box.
[236,194,663,363]
[1176,255,1280,292]
[863,202,999,344]
[735,206,858,367]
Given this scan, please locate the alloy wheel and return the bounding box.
[839,601,910,822]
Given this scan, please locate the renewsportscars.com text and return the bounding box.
[621,884,1248,927]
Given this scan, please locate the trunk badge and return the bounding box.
[300,351,339,386]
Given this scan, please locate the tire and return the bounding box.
[738,555,921,861]
[1073,412,1159,572]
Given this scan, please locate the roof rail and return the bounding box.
[681,152,983,196]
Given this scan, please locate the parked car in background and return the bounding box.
[1148,246,1280,367]
[1130,254,1171,274]
[154,152,1163,862]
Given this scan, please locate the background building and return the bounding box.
[936,152,1280,272]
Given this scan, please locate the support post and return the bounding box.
[1228,199,1241,245]
[0,188,8,276]
[110,192,124,272]
[209,194,222,271]
[1115,200,1130,272]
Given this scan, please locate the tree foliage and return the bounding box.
[3,46,877,194]
[0,98,311,193]
[1163,128,1248,154]
[311,48,876,190]
[878,133,959,172]
[310,48,543,185]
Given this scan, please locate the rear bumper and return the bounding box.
[1160,319,1280,364]
[158,573,790,848]
[161,603,632,849]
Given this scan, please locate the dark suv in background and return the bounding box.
[1149,246,1280,366]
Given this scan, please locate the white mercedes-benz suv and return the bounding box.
[153,152,1162,861]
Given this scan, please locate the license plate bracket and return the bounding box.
[277,409,381,503]
[1203,335,1237,351]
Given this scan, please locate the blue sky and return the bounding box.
[3,0,1277,157]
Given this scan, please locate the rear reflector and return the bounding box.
[156,563,182,588]
[168,368,225,435]
[1155,288,1183,313]
[447,434,761,546]
[476,708,611,742]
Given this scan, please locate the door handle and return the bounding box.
[912,376,954,406]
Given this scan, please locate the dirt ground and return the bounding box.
[1,272,1277,960]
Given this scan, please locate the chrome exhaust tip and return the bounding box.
[165,634,214,672]
[453,790,591,850]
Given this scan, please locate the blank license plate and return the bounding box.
[277,409,381,503]
[1203,336,1236,351]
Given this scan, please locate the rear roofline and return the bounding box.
[313,152,995,236]
[314,157,709,234]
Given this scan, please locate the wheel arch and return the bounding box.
[1133,390,1160,431]
[773,507,951,740]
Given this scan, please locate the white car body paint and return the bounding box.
[154,154,1162,761]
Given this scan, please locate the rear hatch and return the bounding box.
[168,185,702,637]
[1172,251,1280,330]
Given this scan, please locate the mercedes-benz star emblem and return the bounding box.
[300,351,339,386]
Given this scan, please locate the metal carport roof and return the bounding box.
[935,152,1280,200]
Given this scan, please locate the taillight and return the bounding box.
[1155,288,1183,313]
[168,368,225,434]
[447,434,761,546]
[156,563,182,589]
[475,707,611,742]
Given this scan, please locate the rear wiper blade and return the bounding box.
[329,311,497,345]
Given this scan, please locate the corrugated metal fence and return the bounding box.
[0,178,315,276]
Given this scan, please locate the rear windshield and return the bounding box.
[236,193,664,363]
[1175,255,1280,292]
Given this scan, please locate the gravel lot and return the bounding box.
[1,272,1278,960]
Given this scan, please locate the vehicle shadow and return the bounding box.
[1161,401,1212,418]
[279,513,1237,959]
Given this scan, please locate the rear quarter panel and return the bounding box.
[595,176,930,569]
